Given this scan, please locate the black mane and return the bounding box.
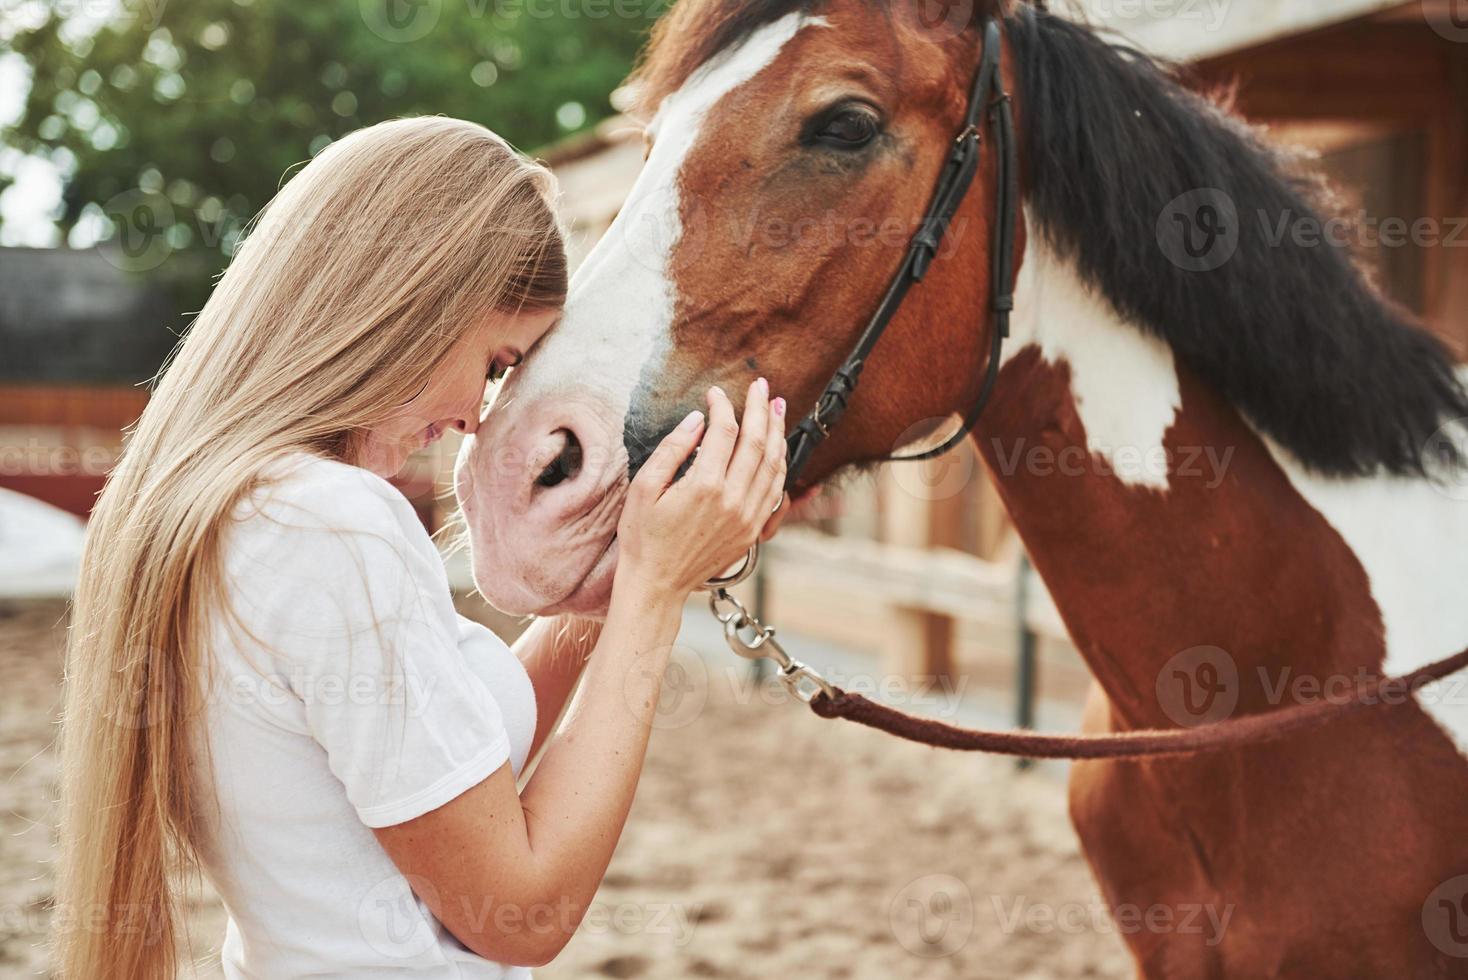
[1011,9,1467,476]
[640,0,1468,476]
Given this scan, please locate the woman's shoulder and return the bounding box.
[237,451,420,538]
[225,452,439,578]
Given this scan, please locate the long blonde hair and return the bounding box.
[56,117,566,979]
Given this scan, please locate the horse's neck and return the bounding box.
[980,229,1468,748]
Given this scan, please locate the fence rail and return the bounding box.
[763,528,1069,645]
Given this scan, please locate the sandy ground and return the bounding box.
[0,598,1130,979]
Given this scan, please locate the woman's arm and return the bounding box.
[373,382,786,967]
[511,616,603,761]
[376,579,681,966]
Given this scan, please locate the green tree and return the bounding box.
[2,0,658,270]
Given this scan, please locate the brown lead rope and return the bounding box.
[806,646,1468,760]
[704,573,1468,762]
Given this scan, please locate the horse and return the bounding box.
[456,0,1468,974]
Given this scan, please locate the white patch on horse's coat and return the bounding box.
[1006,216,1181,490]
[1263,416,1468,758]
[1009,216,1468,758]
[516,14,816,418]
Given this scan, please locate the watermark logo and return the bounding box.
[1423,874,1468,957]
[898,0,975,42]
[358,874,442,960]
[98,189,176,273]
[988,437,1234,489]
[606,194,683,276]
[6,0,171,29]
[1424,418,1468,502]
[360,0,443,42]
[0,440,120,478]
[888,873,974,958]
[356,879,701,957]
[1259,209,1468,251]
[1424,0,1468,44]
[1083,0,1230,31]
[623,645,709,730]
[1157,188,1240,272]
[889,419,978,501]
[1159,189,1467,272]
[1156,645,1239,727]
[992,895,1233,945]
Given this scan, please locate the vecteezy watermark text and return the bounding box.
[989,437,1235,489]
[992,895,1235,947]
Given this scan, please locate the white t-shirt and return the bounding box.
[193,452,536,978]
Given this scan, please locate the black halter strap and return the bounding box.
[784,17,1020,485]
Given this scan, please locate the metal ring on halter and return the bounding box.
[702,541,760,591]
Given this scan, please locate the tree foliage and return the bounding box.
[3,0,659,263]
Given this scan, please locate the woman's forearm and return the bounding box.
[514,580,682,920]
[376,580,685,966]
[513,616,603,760]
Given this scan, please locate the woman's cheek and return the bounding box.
[358,423,416,478]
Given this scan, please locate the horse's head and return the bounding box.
[459,0,1017,616]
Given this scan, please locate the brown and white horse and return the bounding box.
[457,0,1468,973]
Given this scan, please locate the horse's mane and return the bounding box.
[1011,9,1467,477]
[633,0,1468,477]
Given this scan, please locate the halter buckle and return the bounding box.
[810,405,832,438]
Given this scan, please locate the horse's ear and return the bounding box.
[892,0,1016,43]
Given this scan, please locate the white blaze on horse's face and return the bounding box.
[458,13,815,617]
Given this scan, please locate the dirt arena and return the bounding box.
[0,598,1130,978]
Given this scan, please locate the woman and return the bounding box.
[56,117,787,978]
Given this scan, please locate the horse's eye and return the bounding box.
[812,107,879,148]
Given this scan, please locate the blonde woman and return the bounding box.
[56,116,787,979]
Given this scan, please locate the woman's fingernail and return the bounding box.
[708,385,725,401]
[755,377,768,395]
[772,397,786,418]
[680,409,704,431]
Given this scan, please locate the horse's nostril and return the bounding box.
[535,429,583,488]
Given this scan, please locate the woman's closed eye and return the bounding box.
[486,349,524,385]
[481,349,524,417]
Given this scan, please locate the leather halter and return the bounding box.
[784,17,1019,486]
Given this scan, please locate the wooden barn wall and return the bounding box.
[1192,17,1468,354]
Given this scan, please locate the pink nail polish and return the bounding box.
[772,397,786,418]
[680,409,704,430]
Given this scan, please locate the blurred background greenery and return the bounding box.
[0,0,657,283]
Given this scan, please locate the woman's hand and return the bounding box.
[377,379,784,968]
[615,378,787,604]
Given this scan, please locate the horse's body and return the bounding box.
[460,1,1468,973]
[1003,236,1468,975]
